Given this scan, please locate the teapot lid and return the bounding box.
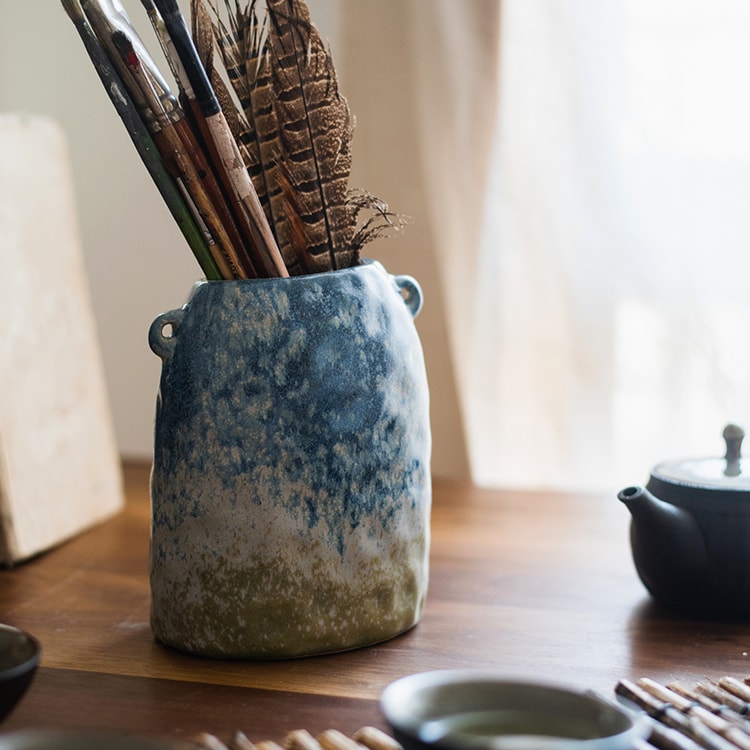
[651,423,750,490]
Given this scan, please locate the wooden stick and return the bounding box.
[616,680,737,750]
[192,734,231,750]
[152,0,289,278]
[647,721,709,750]
[352,727,403,750]
[670,684,726,715]
[171,113,260,277]
[670,684,750,730]
[696,683,750,719]
[638,679,750,750]
[721,679,750,704]
[285,729,322,750]
[229,732,258,750]
[316,730,365,750]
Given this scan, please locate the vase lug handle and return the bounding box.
[149,308,185,361]
[393,275,423,318]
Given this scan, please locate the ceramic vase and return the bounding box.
[148,260,431,658]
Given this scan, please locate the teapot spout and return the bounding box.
[618,486,708,607]
[618,485,670,518]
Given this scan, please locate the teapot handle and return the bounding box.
[393,274,423,318]
[149,308,185,361]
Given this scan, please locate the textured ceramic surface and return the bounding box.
[148,261,431,658]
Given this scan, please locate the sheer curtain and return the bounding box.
[338,0,750,492]
[476,0,750,491]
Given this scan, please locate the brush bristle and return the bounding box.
[60,0,85,22]
[152,0,181,16]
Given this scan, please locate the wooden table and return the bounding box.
[2,463,749,746]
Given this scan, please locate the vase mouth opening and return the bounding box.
[198,258,378,285]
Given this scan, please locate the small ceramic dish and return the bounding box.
[381,671,649,750]
[0,624,41,723]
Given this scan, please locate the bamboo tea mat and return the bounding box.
[617,676,750,750]
[192,726,401,750]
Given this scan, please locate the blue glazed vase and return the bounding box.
[148,260,431,658]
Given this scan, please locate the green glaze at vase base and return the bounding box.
[150,538,426,658]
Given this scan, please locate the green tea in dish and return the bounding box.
[420,710,605,743]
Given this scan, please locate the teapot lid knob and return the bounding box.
[723,423,745,476]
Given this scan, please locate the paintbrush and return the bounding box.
[111,29,252,279]
[61,0,221,280]
[78,0,170,127]
[82,0,256,277]
[151,0,289,278]
[140,0,266,278]
[139,0,191,99]
[76,0,244,277]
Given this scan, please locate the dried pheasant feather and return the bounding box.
[194,0,405,275]
[262,0,357,273]
[193,0,302,272]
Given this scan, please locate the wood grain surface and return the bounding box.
[2,463,749,745]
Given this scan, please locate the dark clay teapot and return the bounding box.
[618,424,750,617]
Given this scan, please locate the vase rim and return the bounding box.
[197,258,381,286]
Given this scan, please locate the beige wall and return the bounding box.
[0,0,199,457]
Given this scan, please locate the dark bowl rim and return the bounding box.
[0,625,41,682]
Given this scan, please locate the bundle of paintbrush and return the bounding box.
[62,0,402,280]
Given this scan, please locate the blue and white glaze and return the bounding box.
[148,261,431,658]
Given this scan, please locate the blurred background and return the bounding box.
[2,1,750,493]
